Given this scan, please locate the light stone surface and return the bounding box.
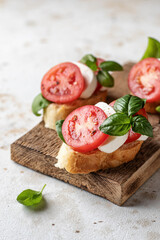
[0,0,160,239]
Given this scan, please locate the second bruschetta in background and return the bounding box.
[128,37,160,114]
[55,94,153,174]
[32,54,123,129]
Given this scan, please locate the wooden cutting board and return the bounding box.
[10,63,160,205]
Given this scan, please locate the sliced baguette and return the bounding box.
[55,140,143,174]
[144,100,160,114]
[43,90,107,130]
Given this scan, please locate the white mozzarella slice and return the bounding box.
[98,135,128,153]
[95,102,115,116]
[95,102,129,153]
[72,61,97,99]
[137,135,148,141]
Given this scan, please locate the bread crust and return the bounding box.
[56,141,143,174]
[43,90,107,130]
[144,100,160,114]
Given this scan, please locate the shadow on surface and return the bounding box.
[25,197,48,212]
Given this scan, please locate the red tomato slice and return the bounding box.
[128,58,160,103]
[109,101,148,144]
[94,82,102,92]
[95,58,105,75]
[136,108,148,119]
[109,100,116,107]
[124,129,141,144]
[62,105,109,153]
[125,108,148,144]
[96,58,105,66]
[41,62,85,104]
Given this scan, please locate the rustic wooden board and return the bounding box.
[11,63,160,205]
[11,122,160,205]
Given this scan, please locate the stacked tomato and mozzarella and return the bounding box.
[61,102,148,154]
[41,60,106,104]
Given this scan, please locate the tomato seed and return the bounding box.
[90,130,96,136]
[73,115,78,121]
[41,84,45,90]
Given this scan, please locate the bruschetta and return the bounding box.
[55,95,153,174]
[128,37,160,114]
[32,54,123,129]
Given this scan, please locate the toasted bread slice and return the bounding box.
[144,100,160,114]
[55,140,143,174]
[43,90,107,130]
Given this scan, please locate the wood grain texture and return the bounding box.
[10,62,160,205]
[11,121,160,205]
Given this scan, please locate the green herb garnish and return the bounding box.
[99,113,131,136]
[80,54,123,88]
[97,70,114,87]
[32,93,51,116]
[141,37,160,60]
[99,61,123,71]
[114,95,146,116]
[56,120,65,142]
[80,54,97,71]
[131,115,153,137]
[17,184,46,206]
[100,94,153,137]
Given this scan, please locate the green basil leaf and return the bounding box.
[128,96,146,116]
[97,70,114,87]
[114,94,146,116]
[156,105,160,112]
[17,184,46,206]
[80,54,98,71]
[99,61,123,71]
[131,115,153,137]
[99,113,131,136]
[56,120,65,142]
[141,37,160,60]
[114,94,131,114]
[32,93,51,116]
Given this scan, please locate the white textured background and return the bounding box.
[0,0,160,239]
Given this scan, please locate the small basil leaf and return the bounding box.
[141,37,160,60]
[97,70,114,87]
[114,94,131,115]
[99,113,131,136]
[56,120,65,142]
[32,93,51,116]
[99,61,123,71]
[17,184,46,206]
[156,105,160,112]
[114,94,146,116]
[128,96,146,116]
[80,54,98,71]
[131,115,153,137]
